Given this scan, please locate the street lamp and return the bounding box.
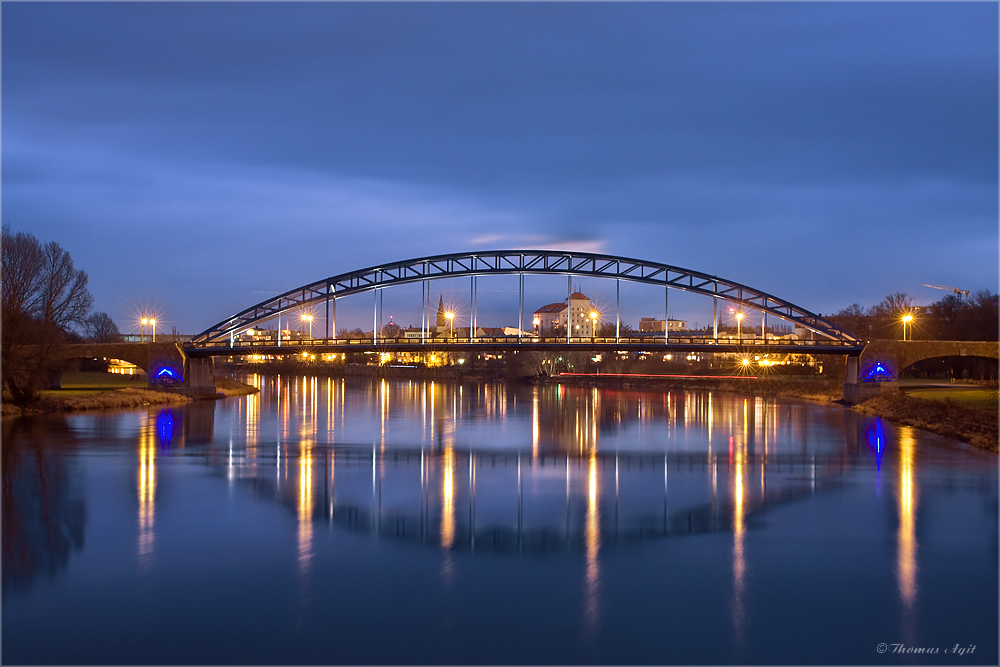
[150,317,156,343]
[140,317,148,342]
[901,313,913,341]
[301,313,313,339]
[590,311,598,337]
[736,312,744,342]
[445,311,454,338]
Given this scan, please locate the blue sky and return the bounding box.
[3,2,997,335]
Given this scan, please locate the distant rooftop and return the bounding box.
[535,302,566,313]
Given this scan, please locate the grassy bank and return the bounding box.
[2,372,258,417]
[215,376,260,397]
[2,387,192,417]
[853,390,998,453]
[540,373,844,402]
[545,372,997,453]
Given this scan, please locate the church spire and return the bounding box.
[436,295,446,329]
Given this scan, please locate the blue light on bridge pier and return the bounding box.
[863,362,894,382]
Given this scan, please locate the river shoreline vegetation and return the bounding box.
[0,372,258,418]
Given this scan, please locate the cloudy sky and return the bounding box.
[3,2,996,335]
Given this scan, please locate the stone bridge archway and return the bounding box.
[58,343,215,390]
[845,340,999,402]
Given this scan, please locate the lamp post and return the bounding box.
[150,317,156,343]
[736,311,744,342]
[141,317,147,342]
[590,311,598,338]
[301,313,313,339]
[445,311,454,338]
[901,313,913,341]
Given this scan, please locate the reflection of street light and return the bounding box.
[901,313,913,341]
[301,313,313,339]
[445,311,454,338]
[736,312,744,341]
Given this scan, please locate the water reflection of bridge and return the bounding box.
[220,446,856,553]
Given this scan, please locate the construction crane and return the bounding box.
[922,283,969,298]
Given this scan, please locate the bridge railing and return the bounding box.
[186,336,860,349]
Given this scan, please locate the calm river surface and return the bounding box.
[3,376,997,665]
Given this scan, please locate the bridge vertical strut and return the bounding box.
[471,274,477,338]
[616,278,620,343]
[421,279,426,342]
[566,274,572,344]
[713,297,718,343]
[518,271,524,344]
[665,285,669,346]
[325,285,331,340]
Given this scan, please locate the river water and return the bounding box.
[3,376,997,665]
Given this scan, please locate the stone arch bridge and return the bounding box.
[57,342,216,391]
[844,339,999,403]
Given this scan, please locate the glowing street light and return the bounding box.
[736,311,744,341]
[901,313,913,341]
[590,310,598,337]
[445,311,454,338]
[301,313,314,339]
[140,314,156,342]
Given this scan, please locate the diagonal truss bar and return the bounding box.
[191,250,859,344]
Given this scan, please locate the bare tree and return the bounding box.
[877,292,913,316]
[84,312,121,343]
[39,241,93,330]
[2,226,94,404]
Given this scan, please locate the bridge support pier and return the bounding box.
[184,357,216,392]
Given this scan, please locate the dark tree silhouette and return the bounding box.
[84,312,121,343]
[2,226,94,404]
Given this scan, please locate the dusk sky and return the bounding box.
[3,2,997,336]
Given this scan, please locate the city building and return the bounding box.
[532,292,600,336]
[637,317,688,333]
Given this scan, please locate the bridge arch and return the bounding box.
[859,340,999,381]
[192,250,858,345]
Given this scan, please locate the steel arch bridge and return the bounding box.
[187,249,861,354]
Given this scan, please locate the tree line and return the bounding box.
[2,226,123,404]
[829,290,998,342]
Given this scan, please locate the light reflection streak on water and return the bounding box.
[246,374,260,471]
[532,387,539,460]
[897,427,918,609]
[585,452,600,628]
[441,447,455,550]
[137,418,156,568]
[707,392,713,452]
[298,442,314,575]
[731,445,746,641]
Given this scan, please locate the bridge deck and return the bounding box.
[185,335,863,356]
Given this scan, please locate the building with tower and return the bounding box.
[532,292,600,336]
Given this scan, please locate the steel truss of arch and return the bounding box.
[190,249,859,345]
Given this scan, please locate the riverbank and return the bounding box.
[538,373,844,401]
[1,374,259,418]
[853,390,998,453]
[541,372,997,453]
